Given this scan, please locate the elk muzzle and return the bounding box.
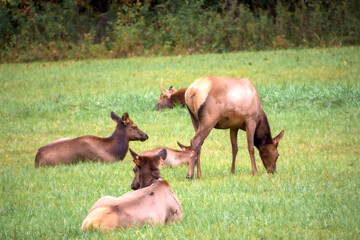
[131,179,140,190]
[140,133,149,142]
[266,165,276,174]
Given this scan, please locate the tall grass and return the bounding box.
[0,47,359,239]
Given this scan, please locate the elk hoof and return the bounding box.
[186,174,194,180]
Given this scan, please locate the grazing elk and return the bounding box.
[156,78,187,110]
[34,112,148,167]
[184,76,285,179]
[81,148,182,231]
[140,142,194,168]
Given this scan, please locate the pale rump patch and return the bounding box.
[185,76,213,120]
[81,207,117,231]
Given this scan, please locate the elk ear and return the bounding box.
[111,111,120,122]
[177,141,189,150]
[156,149,167,163]
[159,156,164,165]
[273,130,285,147]
[129,148,141,165]
[168,86,175,93]
[122,112,130,125]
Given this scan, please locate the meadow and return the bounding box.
[0,46,359,239]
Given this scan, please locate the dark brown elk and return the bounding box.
[184,76,284,179]
[81,149,182,231]
[34,112,148,167]
[139,142,194,168]
[156,78,187,110]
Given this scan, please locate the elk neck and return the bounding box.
[107,127,129,160]
[254,110,273,149]
[170,87,187,104]
[151,178,163,185]
[140,166,162,188]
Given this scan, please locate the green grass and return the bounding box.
[0,46,359,239]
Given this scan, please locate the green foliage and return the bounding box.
[1,0,360,62]
[0,47,359,238]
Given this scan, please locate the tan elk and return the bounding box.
[34,112,148,167]
[184,76,284,179]
[139,142,194,168]
[81,148,182,231]
[156,78,187,110]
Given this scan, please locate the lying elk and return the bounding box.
[156,78,187,110]
[184,76,284,179]
[34,112,148,167]
[81,148,182,231]
[140,142,194,168]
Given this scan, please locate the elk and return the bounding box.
[140,142,194,168]
[34,112,148,167]
[81,148,182,231]
[156,78,187,110]
[184,76,285,179]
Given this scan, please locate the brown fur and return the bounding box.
[156,85,188,110]
[184,76,285,179]
[139,142,194,168]
[34,112,148,167]
[81,149,182,232]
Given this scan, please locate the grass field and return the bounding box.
[0,46,359,239]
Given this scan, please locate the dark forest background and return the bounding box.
[1,0,359,62]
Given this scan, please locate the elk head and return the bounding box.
[129,148,166,190]
[156,78,177,110]
[111,112,149,142]
[258,130,284,174]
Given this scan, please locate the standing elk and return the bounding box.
[34,112,148,167]
[140,142,194,168]
[156,78,187,110]
[184,76,284,179]
[81,148,182,231]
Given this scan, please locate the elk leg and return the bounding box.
[187,126,213,179]
[187,105,199,132]
[189,111,201,178]
[187,154,196,180]
[230,128,239,173]
[196,149,202,179]
[246,122,258,175]
[186,105,200,179]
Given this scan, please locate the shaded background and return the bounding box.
[1,0,359,62]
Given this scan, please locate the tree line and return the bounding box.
[1,0,359,62]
